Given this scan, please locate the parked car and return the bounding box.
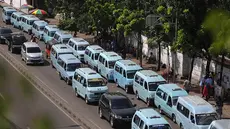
[98,92,136,128]
[208,119,230,129]
[0,27,12,44]
[21,42,44,65]
[6,32,27,53]
[2,7,16,24]
[132,108,172,129]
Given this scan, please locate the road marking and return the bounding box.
[0,53,84,129]
[0,45,69,104]
[88,119,102,129]
[34,75,69,104]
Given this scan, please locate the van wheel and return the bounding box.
[66,78,71,85]
[135,91,139,100]
[115,80,119,87]
[146,98,150,107]
[125,86,129,93]
[99,108,104,119]
[11,47,15,53]
[85,96,89,104]
[51,61,54,68]
[180,124,184,129]
[158,106,163,114]
[59,72,63,80]
[75,88,79,97]
[172,114,176,123]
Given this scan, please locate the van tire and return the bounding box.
[99,108,104,119]
[59,72,63,80]
[158,106,163,114]
[66,78,71,85]
[75,88,79,97]
[85,96,89,104]
[125,86,129,93]
[146,98,150,107]
[136,91,139,100]
[172,114,176,123]
[51,61,54,68]
[180,124,184,129]
[110,116,115,128]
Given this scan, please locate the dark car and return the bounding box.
[0,27,13,44]
[98,92,136,128]
[6,32,27,53]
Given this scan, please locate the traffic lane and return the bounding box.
[0,44,115,129]
[0,57,80,129]
[1,18,178,129]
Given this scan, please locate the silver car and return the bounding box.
[21,42,44,65]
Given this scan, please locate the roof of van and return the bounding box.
[179,95,215,114]
[87,45,104,53]
[58,54,81,64]
[210,120,230,129]
[52,44,73,53]
[12,12,25,16]
[3,7,17,11]
[137,108,169,126]
[55,30,72,38]
[45,25,59,31]
[117,60,142,70]
[100,52,122,61]
[137,70,166,82]
[77,68,102,79]
[70,38,89,45]
[22,15,39,20]
[158,84,188,97]
[34,20,48,26]
[23,42,39,48]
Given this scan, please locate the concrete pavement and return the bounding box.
[0,57,81,129]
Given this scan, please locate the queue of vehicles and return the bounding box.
[0,6,227,129]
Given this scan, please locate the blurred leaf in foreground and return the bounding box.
[0,62,7,88]
[19,75,34,99]
[0,116,10,129]
[32,114,54,129]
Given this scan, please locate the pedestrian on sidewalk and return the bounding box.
[183,79,191,93]
[200,75,206,97]
[215,96,223,119]
[203,75,213,101]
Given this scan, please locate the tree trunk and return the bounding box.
[167,46,170,83]
[205,55,212,75]
[219,54,225,86]
[138,31,142,67]
[157,42,161,71]
[122,33,126,59]
[137,34,139,60]
[188,55,195,82]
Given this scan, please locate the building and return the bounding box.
[4,0,45,9]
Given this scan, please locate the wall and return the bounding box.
[4,0,27,9]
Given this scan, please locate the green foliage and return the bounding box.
[19,76,34,99]
[32,115,54,129]
[58,19,77,32]
[147,37,158,49]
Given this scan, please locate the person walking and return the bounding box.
[31,35,37,43]
[200,76,206,97]
[183,79,191,93]
[203,75,213,101]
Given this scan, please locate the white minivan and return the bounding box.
[175,95,218,129]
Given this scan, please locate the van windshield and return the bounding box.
[62,38,70,44]
[49,31,55,37]
[127,70,137,79]
[67,63,81,71]
[108,61,116,69]
[149,124,171,129]
[95,53,100,60]
[172,96,179,106]
[7,12,13,16]
[88,78,106,87]
[39,26,45,31]
[148,81,166,91]
[195,113,218,125]
[78,45,88,51]
[27,47,41,53]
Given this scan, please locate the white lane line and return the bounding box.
[0,45,68,104]
[34,75,69,104]
[88,119,102,129]
[0,53,85,129]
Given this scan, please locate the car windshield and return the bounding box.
[27,47,41,53]
[49,31,55,37]
[195,113,218,125]
[62,38,70,44]
[95,53,99,60]
[111,98,133,109]
[108,61,116,69]
[1,29,12,34]
[148,81,166,91]
[127,70,137,79]
[39,26,45,31]
[88,78,106,87]
[78,45,88,51]
[149,124,171,129]
[66,63,80,71]
[7,12,13,16]
[29,20,35,25]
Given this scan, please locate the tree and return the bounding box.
[204,9,230,86]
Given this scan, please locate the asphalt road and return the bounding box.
[0,57,81,129]
[0,10,180,129]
